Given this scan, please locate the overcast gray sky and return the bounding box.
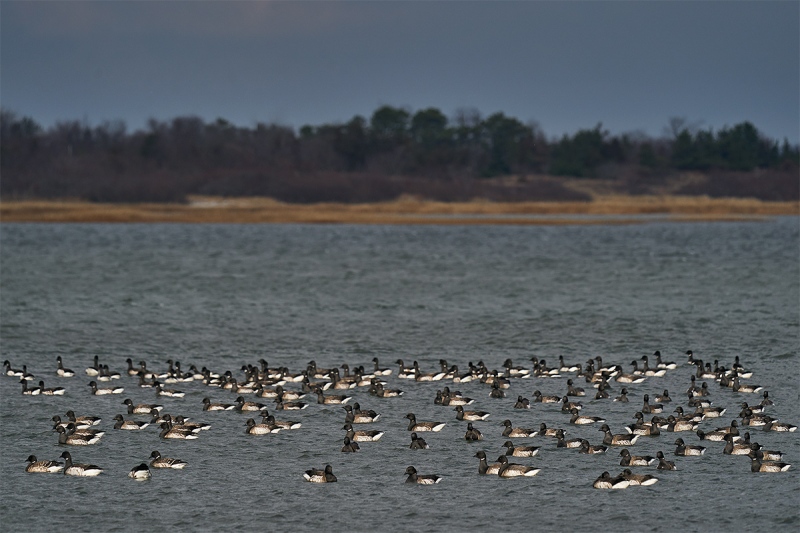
[1,1,798,142]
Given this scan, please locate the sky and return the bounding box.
[1,1,798,143]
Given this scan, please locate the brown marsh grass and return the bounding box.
[1,195,797,225]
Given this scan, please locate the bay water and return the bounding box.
[1,218,798,531]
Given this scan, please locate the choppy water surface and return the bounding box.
[1,219,798,532]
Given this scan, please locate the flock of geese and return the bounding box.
[8,349,796,487]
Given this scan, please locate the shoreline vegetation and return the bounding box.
[2,194,797,225]
[3,107,797,224]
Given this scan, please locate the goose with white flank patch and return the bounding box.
[245,418,281,435]
[343,422,384,442]
[56,425,101,445]
[621,468,658,486]
[25,455,64,473]
[497,455,540,478]
[474,451,502,475]
[60,451,103,477]
[532,390,560,403]
[674,438,706,456]
[4,360,24,377]
[579,439,608,454]
[593,471,629,489]
[404,465,441,484]
[113,414,149,430]
[405,413,445,432]
[20,380,40,395]
[202,397,235,411]
[762,417,797,432]
[304,465,337,483]
[501,419,537,438]
[159,422,198,439]
[56,356,75,378]
[128,463,151,480]
[502,440,540,457]
[154,382,184,398]
[123,398,163,415]
[149,450,187,469]
[732,376,762,394]
[600,424,640,446]
[569,408,605,425]
[88,380,123,395]
[750,451,791,472]
[454,405,490,421]
[555,429,583,449]
[619,448,655,466]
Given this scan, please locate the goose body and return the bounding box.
[304,464,337,483]
[235,396,267,412]
[113,414,149,430]
[260,414,301,430]
[569,408,605,425]
[763,418,797,432]
[654,389,672,403]
[84,356,100,376]
[20,380,40,395]
[497,455,540,478]
[454,406,490,421]
[532,390,560,403]
[56,425,101,445]
[343,422,384,442]
[751,457,792,472]
[593,471,629,489]
[474,451,502,475]
[65,411,101,426]
[149,450,187,469]
[56,357,75,378]
[4,360,24,377]
[315,390,351,405]
[501,419,537,438]
[621,468,658,486]
[202,397,235,411]
[154,383,185,398]
[674,438,706,456]
[88,381,123,395]
[723,434,752,455]
[733,377,762,394]
[600,424,640,446]
[555,430,583,449]
[371,358,392,376]
[464,422,483,441]
[123,398,163,414]
[579,439,608,454]
[409,432,429,449]
[341,437,360,453]
[60,451,103,477]
[343,404,380,424]
[656,451,676,470]
[404,465,442,484]
[502,440,540,457]
[619,448,655,466]
[159,422,199,439]
[128,463,151,480]
[406,413,445,432]
[245,418,281,435]
[25,455,64,473]
[539,423,564,438]
[641,394,663,414]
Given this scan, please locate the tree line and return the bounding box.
[1,106,797,203]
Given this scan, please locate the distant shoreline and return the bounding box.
[1,195,797,225]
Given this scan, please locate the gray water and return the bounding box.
[1,219,798,532]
